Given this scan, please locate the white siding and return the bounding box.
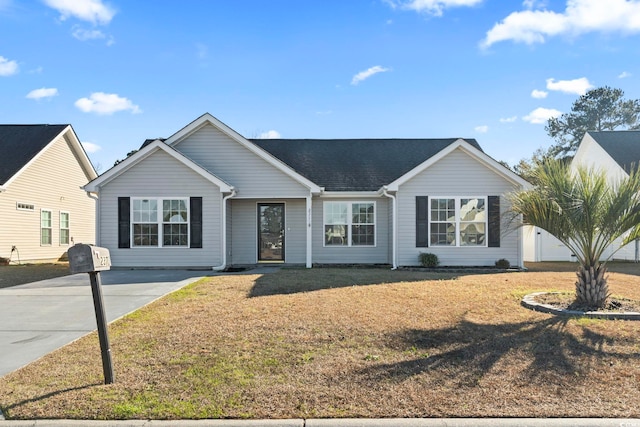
[0,134,95,261]
[312,197,390,265]
[97,150,222,268]
[572,134,627,182]
[397,148,521,267]
[229,199,307,265]
[173,124,310,198]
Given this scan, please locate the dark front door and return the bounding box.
[258,203,284,262]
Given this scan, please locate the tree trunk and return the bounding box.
[575,264,609,309]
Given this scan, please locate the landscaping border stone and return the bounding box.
[522,292,640,320]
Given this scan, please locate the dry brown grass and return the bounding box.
[0,263,70,289]
[2,267,640,420]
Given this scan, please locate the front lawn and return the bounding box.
[2,267,640,419]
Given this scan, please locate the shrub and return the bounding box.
[0,257,9,266]
[495,258,511,269]
[419,252,439,268]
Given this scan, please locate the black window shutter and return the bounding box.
[488,195,500,248]
[416,196,429,247]
[118,197,130,249]
[190,197,203,248]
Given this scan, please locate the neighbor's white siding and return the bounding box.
[0,133,95,261]
[572,133,627,182]
[396,148,521,267]
[311,196,390,265]
[97,149,222,268]
[229,199,307,265]
[173,124,310,198]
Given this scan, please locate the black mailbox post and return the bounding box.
[68,244,114,384]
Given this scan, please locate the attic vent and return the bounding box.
[17,202,35,211]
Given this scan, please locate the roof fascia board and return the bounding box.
[386,139,531,191]
[2,125,97,189]
[319,191,381,198]
[165,113,322,194]
[84,140,233,193]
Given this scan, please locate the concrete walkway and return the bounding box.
[0,269,210,378]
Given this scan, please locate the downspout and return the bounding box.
[86,190,100,246]
[213,189,236,271]
[382,186,398,270]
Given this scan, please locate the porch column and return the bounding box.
[306,195,312,268]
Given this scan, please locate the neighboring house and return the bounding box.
[84,113,529,269]
[0,125,97,263]
[524,130,640,262]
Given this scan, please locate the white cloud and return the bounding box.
[26,87,58,100]
[523,107,562,124]
[75,92,141,115]
[0,55,18,76]
[386,0,482,16]
[500,116,518,123]
[481,0,640,48]
[72,26,105,40]
[81,142,101,153]
[619,71,632,78]
[258,130,281,139]
[351,65,390,85]
[43,0,115,25]
[531,89,548,99]
[546,77,593,95]
[474,125,489,133]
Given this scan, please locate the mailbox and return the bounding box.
[68,244,111,274]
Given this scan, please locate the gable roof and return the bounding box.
[588,130,640,172]
[84,139,233,193]
[165,113,322,193]
[0,124,96,188]
[251,138,484,191]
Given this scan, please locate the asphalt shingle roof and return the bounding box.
[589,130,640,173]
[251,138,482,191]
[0,124,68,186]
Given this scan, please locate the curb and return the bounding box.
[522,292,640,320]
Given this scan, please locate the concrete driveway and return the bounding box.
[0,269,210,377]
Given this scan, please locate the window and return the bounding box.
[60,212,70,245]
[17,202,35,211]
[429,197,486,247]
[132,198,188,247]
[41,210,52,246]
[324,202,375,246]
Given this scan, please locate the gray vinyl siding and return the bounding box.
[97,150,222,268]
[0,133,95,261]
[397,148,521,267]
[312,197,390,265]
[229,199,306,265]
[173,124,310,198]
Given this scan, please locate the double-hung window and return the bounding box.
[324,201,375,246]
[132,198,188,247]
[41,209,52,246]
[429,197,486,247]
[60,212,70,245]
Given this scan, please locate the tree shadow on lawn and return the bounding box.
[248,268,468,297]
[360,317,638,387]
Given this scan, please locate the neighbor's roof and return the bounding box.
[589,130,640,172]
[251,138,482,191]
[0,124,69,186]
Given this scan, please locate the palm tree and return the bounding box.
[508,159,640,308]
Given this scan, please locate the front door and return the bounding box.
[258,203,285,262]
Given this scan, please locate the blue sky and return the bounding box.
[2,0,640,172]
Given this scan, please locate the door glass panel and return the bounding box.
[259,204,284,261]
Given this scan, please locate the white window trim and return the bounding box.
[60,211,70,246]
[428,196,487,248]
[17,202,35,211]
[40,209,52,247]
[130,197,190,248]
[323,201,377,248]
